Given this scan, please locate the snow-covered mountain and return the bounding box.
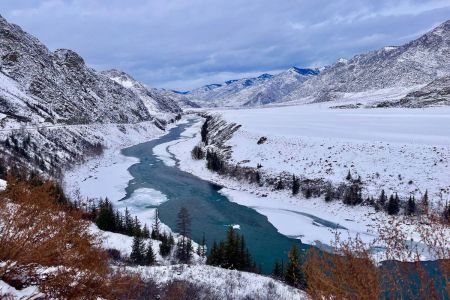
[185,68,318,107]
[393,74,450,107]
[0,15,181,125]
[283,20,450,104]
[101,69,182,116]
[0,15,181,174]
[185,20,450,108]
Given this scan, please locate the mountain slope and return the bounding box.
[0,15,180,174]
[186,68,318,107]
[186,73,274,107]
[394,74,450,107]
[101,69,182,117]
[283,20,450,104]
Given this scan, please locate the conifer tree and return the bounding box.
[275,178,284,190]
[145,242,155,265]
[130,235,145,264]
[346,170,352,181]
[142,224,150,238]
[152,209,161,240]
[272,259,283,278]
[292,175,300,195]
[176,207,192,263]
[124,207,134,235]
[378,189,387,210]
[422,190,429,214]
[159,232,173,257]
[387,193,400,215]
[284,244,306,288]
[407,195,416,216]
[132,216,142,237]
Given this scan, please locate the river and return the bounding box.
[119,118,322,273]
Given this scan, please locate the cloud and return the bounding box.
[1,0,449,90]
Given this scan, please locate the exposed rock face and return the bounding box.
[394,75,450,107]
[0,15,181,175]
[102,69,182,115]
[0,15,181,125]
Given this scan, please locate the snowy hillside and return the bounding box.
[101,69,182,117]
[186,68,318,107]
[215,105,450,203]
[283,20,450,105]
[393,74,450,107]
[0,15,182,174]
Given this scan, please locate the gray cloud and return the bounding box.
[1,0,450,90]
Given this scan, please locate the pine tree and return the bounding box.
[346,170,352,181]
[275,178,284,190]
[272,259,283,278]
[284,244,306,288]
[142,224,150,238]
[130,235,145,264]
[378,189,387,210]
[132,216,142,237]
[292,175,300,195]
[407,195,416,216]
[422,190,429,214]
[144,242,155,265]
[176,207,192,263]
[207,240,220,266]
[152,209,161,240]
[124,207,134,235]
[159,232,173,257]
[387,194,400,215]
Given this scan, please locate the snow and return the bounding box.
[134,264,308,299]
[0,179,6,191]
[0,279,41,299]
[161,112,449,259]
[214,105,450,201]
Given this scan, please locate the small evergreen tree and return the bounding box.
[152,209,161,240]
[284,244,306,289]
[406,195,416,216]
[144,242,155,266]
[346,170,352,181]
[130,235,145,264]
[272,259,283,278]
[142,224,150,238]
[377,189,387,210]
[275,178,284,190]
[387,194,400,215]
[175,207,192,263]
[421,190,429,214]
[292,175,300,195]
[159,232,174,257]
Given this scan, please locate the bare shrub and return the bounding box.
[303,216,450,299]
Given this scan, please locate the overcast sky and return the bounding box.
[1,0,450,90]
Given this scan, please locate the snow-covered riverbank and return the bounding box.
[161,118,382,246]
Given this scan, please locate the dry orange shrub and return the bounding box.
[303,215,450,300]
[0,175,145,299]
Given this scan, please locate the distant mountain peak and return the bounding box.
[289,67,320,75]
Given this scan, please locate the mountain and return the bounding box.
[282,20,450,104]
[393,74,450,107]
[101,69,182,115]
[185,73,274,107]
[186,68,318,107]
[0,15,181,174]
[158,89,201,108]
